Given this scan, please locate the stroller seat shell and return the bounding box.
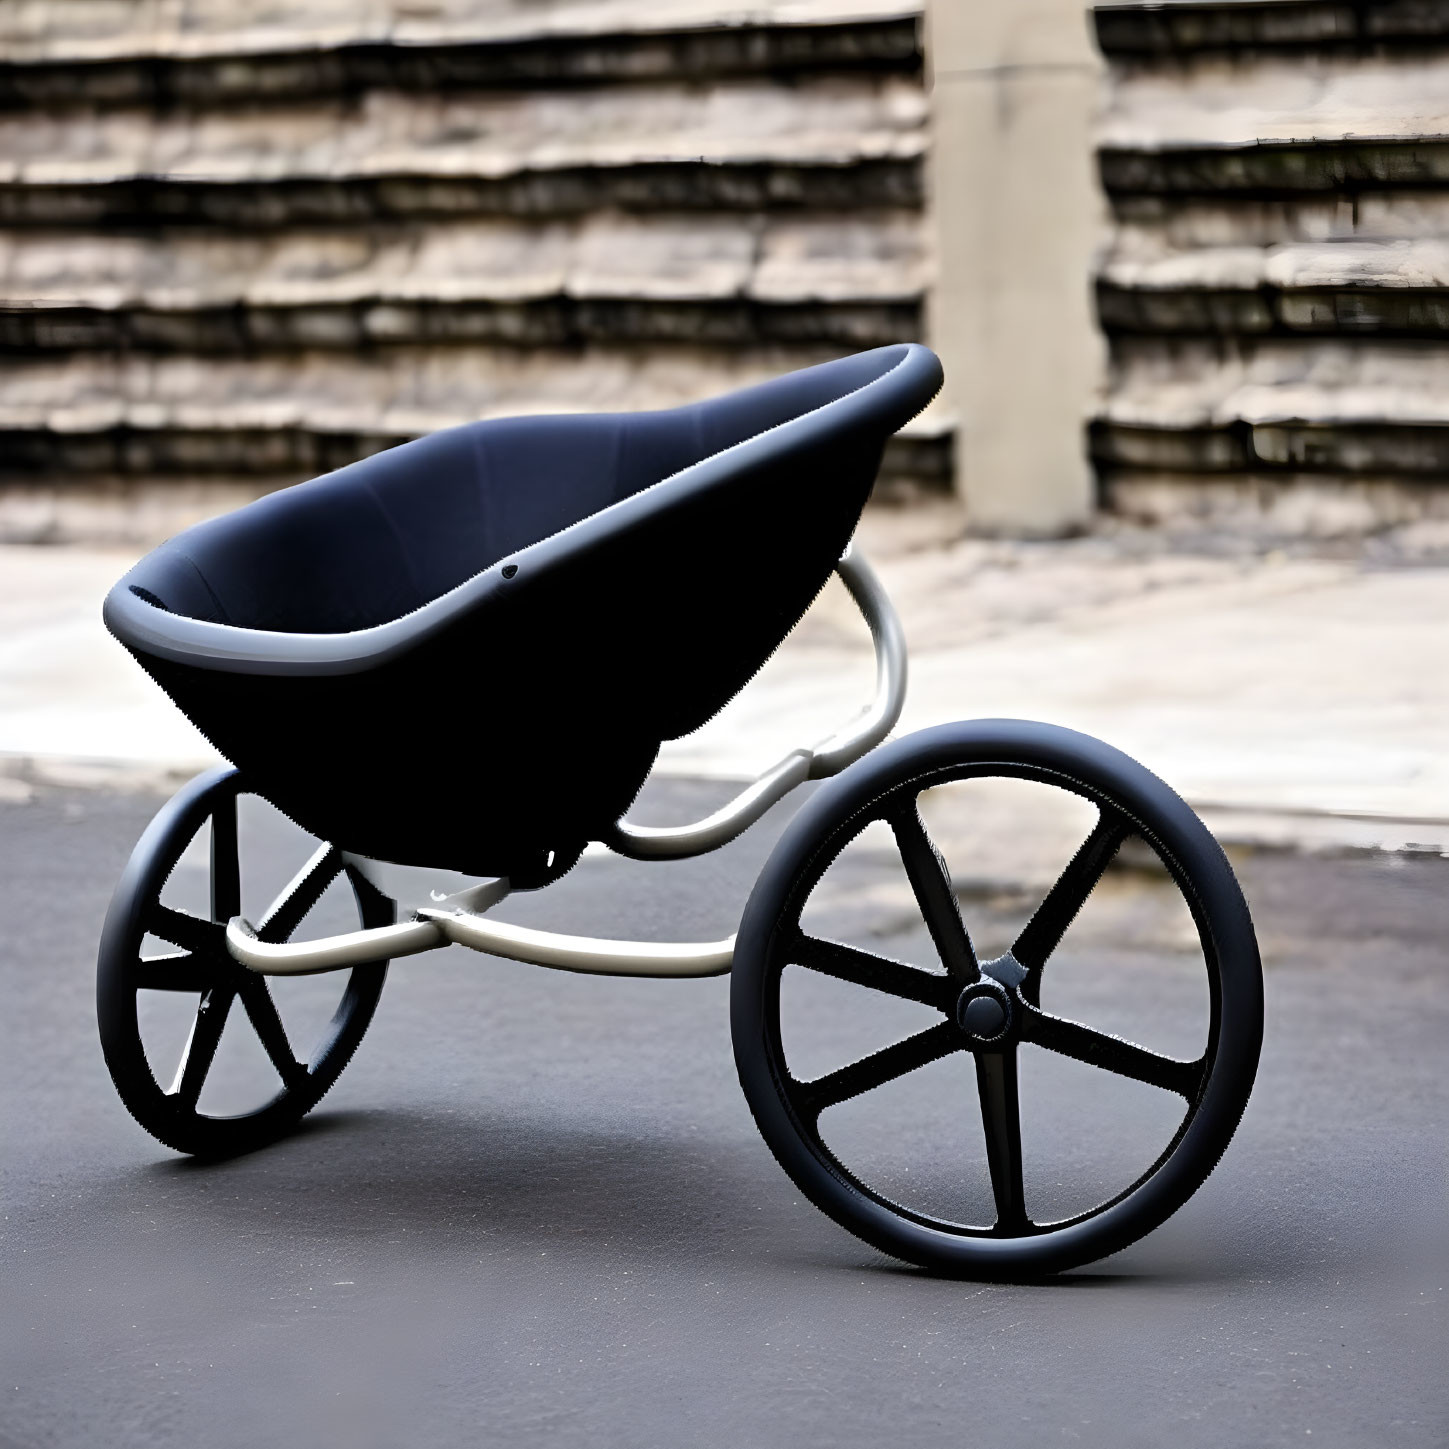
[106,343,943,878]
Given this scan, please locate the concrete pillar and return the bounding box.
[926,0,1106,535]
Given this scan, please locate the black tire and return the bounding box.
[731,720,1263,1277]
[98,767,391,1157]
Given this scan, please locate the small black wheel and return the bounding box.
[732,720,1263,1277]
[98,767,391,1157]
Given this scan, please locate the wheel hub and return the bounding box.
[955,980,1014,1047]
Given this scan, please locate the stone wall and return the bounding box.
[0,0,943,543]
[16,0,1436,544]
[1092,0,1449,535]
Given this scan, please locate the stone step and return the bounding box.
[1101,137,1449,198]
[1099,53,1449,198]
[1097,238,1449,335]
[2,27,919,112]
[0,75,925,226]
[0,8,919,110]
[0,343,952,483]
[1094,417,1449,475]
[1093,337,1449,474]
[1097,470,1449,536]
[0,162,922,228]
[1095,0,1449,58]
[1107,193,1449,248]
[0,211,926,351]
[0,0,918,64]
[1101,53,1449,148]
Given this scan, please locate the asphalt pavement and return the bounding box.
[2,777,1446,1448]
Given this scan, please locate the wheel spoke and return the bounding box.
[210,792,241,924]
[793,934,955,1012]
[798,1020,960,1118]
[148,903,224,955]
[256,844,343,944]
[170,986,234,1109]
[1018,1003,1203,1098]
[975,1048,1029,1234]
[134,952,221,992]
[237,976,308,1088]
[888,805,979,984]
[1012,810,1132,1000]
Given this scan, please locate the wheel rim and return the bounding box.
[98,768,390,1155]
[735,726,1261,1273]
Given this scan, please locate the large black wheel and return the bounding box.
[732,721,1262,1277]
[98,767,391,1157]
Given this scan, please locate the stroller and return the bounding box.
[98,344,1262,1277]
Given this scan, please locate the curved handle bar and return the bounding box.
[600,545,907,861]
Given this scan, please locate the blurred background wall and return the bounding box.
[0,0,943,544]
[0,0,1445,544]
[1090,1,1449,538]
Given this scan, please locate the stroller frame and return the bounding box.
[95,346,1264,1277]
[224,546,903,983]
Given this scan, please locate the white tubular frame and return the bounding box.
[225,547,903,981]
[600,545,907,859]
[227,913,734,979]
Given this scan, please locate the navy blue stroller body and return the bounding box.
[98,345,1262,1277]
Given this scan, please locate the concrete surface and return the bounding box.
[5,510,1447,853]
